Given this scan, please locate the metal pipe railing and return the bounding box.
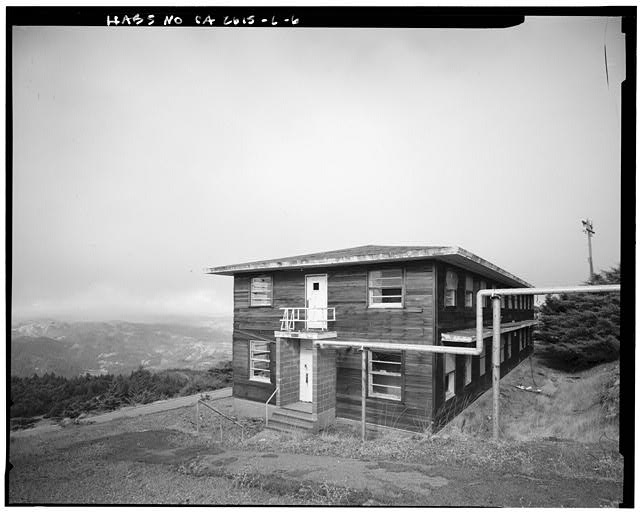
[196,399,245,442]
[265,387,278,427]
[280,307,336,331]
[312,283,620,441]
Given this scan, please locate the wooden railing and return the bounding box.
[279,307,336,331]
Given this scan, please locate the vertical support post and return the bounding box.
[587,231,594,279]
[196,400,200,434]
[361,348,366,442]
[492,295,502,441]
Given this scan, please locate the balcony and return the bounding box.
[274,307,338,340]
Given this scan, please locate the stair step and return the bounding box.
[271,413,315,429]
[275,408,314,421]
[267,419,314,433]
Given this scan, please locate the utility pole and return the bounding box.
[581,219,595,280]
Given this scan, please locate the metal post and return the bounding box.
[196,400,200,434]
[361,348,366,442]
[492,295,502,441]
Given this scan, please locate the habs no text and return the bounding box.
[106,13,300,27]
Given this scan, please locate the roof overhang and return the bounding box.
[206,246,532,288]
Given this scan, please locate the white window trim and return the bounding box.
[368,269,404,309]
[368,350,403,401]
[445,270,458,307]
[464,277,474,308]
[479,351,486,376]
[445,371,455,400]
[445,353,456,400]
[250,276,273,307]
[249,340,271,383]
[464,355,472,386]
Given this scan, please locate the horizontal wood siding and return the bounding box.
[232,330,276,402]
[335,348,433,432]
[329,262,434,344]
[233,262,436,424]
[432,326,535,430]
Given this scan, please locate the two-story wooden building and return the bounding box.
[206,245,536,433]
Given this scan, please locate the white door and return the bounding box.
[299,347,313,402]
[306,274,328,329]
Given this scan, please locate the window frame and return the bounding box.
[445,353,456,400]
[444,270,458,308]
[464,276,474,308]
[249,275,273,307]
[464,355,472,386]
[367,268,405,309]
[367,350,403,401]
[249,340,272,383]
[480,280,488,307]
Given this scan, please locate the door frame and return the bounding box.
[299,345,313,402]
[305,274,328,329]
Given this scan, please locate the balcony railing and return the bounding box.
[279,307,336,332]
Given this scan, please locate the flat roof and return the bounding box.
[206,245,532,288]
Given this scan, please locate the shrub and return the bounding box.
[536,265,620,371]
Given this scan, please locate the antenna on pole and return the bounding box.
[581,219,595,280]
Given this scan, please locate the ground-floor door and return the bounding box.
[299,347,313,402]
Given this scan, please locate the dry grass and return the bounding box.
[444,355,619,443]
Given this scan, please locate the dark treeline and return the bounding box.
[10,362,232,420]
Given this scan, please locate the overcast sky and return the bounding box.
[12,16,625,322]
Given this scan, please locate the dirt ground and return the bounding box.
[7,397,623,506]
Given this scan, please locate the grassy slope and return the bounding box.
[443,351,619,443]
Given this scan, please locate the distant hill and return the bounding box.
[10,319,232,378]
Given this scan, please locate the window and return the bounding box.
[479,346,486,376]
[250,340,271,382]
[250,276,273,307]
[465,276,474,308]
[368,350,402,400]
[480,280,488,307]
[504,334,510,360]
[464,355,472,385]
[445,271,458,307]
[368,269,404,308]
[445,354,456,399]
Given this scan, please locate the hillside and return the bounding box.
[10,319,232,378]
[443,351,620,443]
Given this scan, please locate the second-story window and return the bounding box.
[480,280,488,307]
[368,269,404,308]
[445,270,458,307]
[465,276,474,308]
[250,276,273,307]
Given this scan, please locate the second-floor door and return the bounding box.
[306,274,328,329]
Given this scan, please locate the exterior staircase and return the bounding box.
[267,403,316,434]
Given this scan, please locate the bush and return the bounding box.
[536,265,620,371]
[10,362,232,421]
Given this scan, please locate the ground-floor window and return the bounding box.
[445,354,456,400]
[464,355,472,385]
[505,334,511,360]
[249,340,271,382]
[368,350,402,401]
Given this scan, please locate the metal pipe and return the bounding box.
[492,296,502,441]
[312,284,620,441]
[361,348,367,441]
